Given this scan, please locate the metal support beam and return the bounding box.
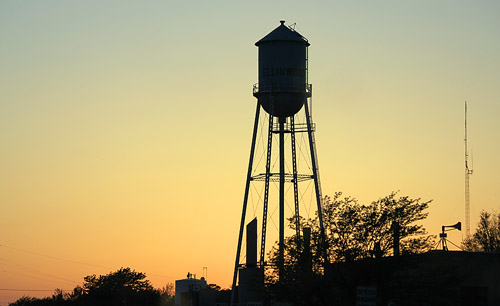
[291,116,301,248]
[230,103,261,306]
[304,99,327,266]
[278,117,286,280]
[259,111,274,267]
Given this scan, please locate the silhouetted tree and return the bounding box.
[83,267,154,293]
[463,210,500,252]
[9,268,175,306]
[157,283,175,306]
[9,296,39,306]
[360,192,434,258]
[66,286,84,303]
[265,192,436,305]
[80,267,159,306]
[267,192,435,281]
[9,290,70,306]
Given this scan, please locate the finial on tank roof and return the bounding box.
[280,20,285,25]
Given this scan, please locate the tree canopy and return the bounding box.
[267,191,435,281]
[9,268,174,306]
[463,210,500,252]
[83,267,154,294]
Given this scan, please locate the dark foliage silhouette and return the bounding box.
[267,192,435,280]
[463,210,500,252]
[9,268,174,306]
[265,192,435,305]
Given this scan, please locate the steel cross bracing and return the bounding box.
[251,173,313,182]
[271,122,314,133]
[232,84,326,303]
[258,113,314,267]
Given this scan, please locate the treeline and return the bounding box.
[10,268,174,306]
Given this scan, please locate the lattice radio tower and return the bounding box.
[464,101,473,238]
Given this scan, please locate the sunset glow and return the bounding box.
[1,1,500,305]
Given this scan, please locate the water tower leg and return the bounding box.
[230,103,261,306]
[279,117,286,280]
[259,111,274,266]
[304,101,328,267]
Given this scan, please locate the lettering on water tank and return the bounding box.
[262,67,306,78]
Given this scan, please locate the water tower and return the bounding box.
[231,21,326,303]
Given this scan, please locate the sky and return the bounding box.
[1,0,499,304]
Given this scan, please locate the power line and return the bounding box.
[0,289,70,292]
[146,272,177,279]
[0,244,112,270]
[1,258,79,284]
[2,270,77,286]
[0,244,178,281]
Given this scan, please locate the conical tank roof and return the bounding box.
[255,20,310,46]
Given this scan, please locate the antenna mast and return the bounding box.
[464,101,473,238]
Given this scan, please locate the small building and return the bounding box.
[175,274,215,306]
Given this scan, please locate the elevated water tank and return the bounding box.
[254,21,310,118]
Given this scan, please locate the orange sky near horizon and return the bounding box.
[1,1,500,305]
